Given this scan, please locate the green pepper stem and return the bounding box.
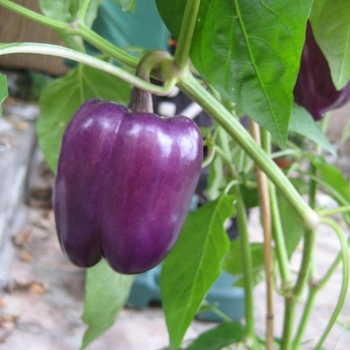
[179,74,320,230]
[78,24,139,68]
[0,43,175,96]
[130,50,173,113]
[174,0,201,73]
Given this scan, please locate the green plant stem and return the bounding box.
[78,24,139,68]
[314,218,349,349]
[281,167,318,350]
[318,205,350,217]
[174,0,201,72]
[291,287,317,350]
[0,43,173,95]
[178,74,320,230]
[290,164,317,296]
[290,164,317,350]
[293,228,316,298]
[292,218,349,349]
[269,184,291,287]
[78,0,91,23]
[215,122,256,345]
[270,149,301,160]
[280,300,297,350]
[250,122,274,350]
[233,185,256,347]
[214,146,236,176]
[130,50,173,113]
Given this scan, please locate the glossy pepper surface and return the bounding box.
[294,22,350,121]
[53,99,203,274]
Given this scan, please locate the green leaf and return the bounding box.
[161,195,234,349]
[184,321,245,350]
[289,104,336,155]
[222,240,266,287]
[155,0,184,38]
[310,0,350,89]
[39,0,102,27]
[39,0,102,49]
[157,0,313,148]
[37,63,131,172]
[81,260,134,349]
[0,73,8,117]
[275,189,304,258]
[239,184,259,209]
[194,0,313,148]
[311,156,350,204]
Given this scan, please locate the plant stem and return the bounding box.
[269,183,291,286]
[292,165,317,299]
[291,287,317,350]
[216,123,256,346]
[0,43,173,95]
[78,24,139,68]
[233,185,256,347]
[77,0,91,24]
[292,228,316,298]
[314,218,349,349]
[174,0,201,72]
[280,300,297,350]
[130,50,172,113]
[178,75,320,230]
[318,205,350,217]
[249,121,274,350]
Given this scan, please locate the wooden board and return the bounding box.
[0,0,69,76]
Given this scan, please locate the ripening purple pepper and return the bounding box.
[53,99,203,274]
[293,21,350,121]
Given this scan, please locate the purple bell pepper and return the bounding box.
[294,21,350,121]
[53,99,203,274]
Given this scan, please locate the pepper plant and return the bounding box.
[0,0,350,349]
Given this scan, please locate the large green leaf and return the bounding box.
[289,104,336,155]
[37,63,131,172]
[157,0,313,148]
[184,321,245,350]
[81,260,134,349]
[160,195,234,349]
[310,0,350,89]
[0,73,8,117]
